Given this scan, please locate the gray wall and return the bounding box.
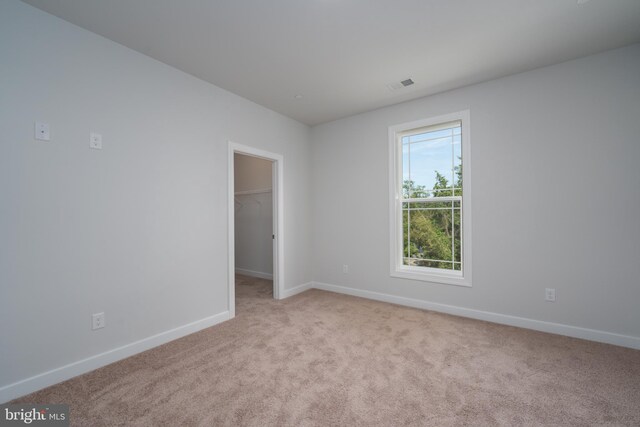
[311,44,640,340]
[0,1,311,391]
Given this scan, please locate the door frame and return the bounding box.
[228,141,284,318]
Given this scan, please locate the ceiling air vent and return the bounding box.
[386,78,415,92]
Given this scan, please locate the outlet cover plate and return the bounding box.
[92,312,105,330]
[545,288,556,302]
[90,132,102,150]
[35,122,50,141]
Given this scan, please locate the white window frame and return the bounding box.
[388,110,472,287]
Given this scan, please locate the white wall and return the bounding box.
[0,0,311,400]
[311,44,640,344]
[234,154,273,278]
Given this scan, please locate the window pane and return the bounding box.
[402,201,461,270]
[402,137,410,191]
[453,133,462,196]
[402,124,461,198]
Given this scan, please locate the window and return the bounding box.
[389,111,471,286]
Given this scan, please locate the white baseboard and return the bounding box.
[0,311,230,404]
[312,281,640,350]
[280,282,313,299]
[235,268,273,280]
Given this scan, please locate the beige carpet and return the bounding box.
[13,275,640,426]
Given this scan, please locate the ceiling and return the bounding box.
[21,0,640,126]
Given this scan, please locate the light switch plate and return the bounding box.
[35,122,50,141]
[90,132,102,150]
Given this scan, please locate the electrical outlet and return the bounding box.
[92,312,105,330]
[545,288,556,302]
[343,264,349,274]
[89,132,102,150]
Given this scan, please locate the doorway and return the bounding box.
[227,142,284,319]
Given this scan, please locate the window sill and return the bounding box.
[391,267,472,287]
